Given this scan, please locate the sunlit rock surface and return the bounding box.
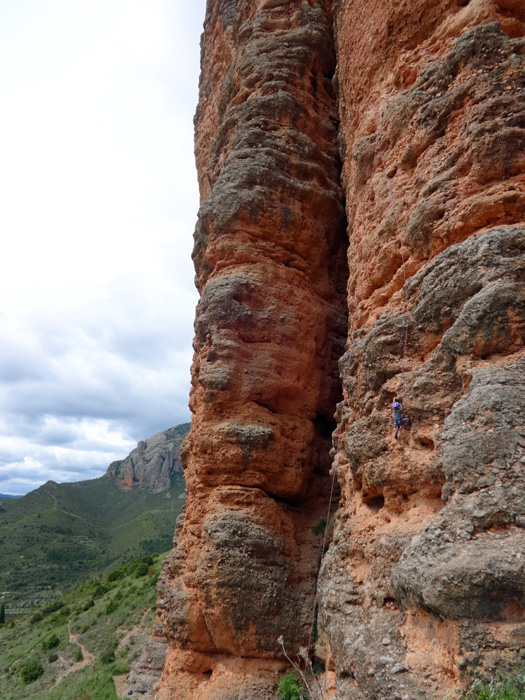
[154,1,525,699]
[319,3,525,699]
[156,1,347,698]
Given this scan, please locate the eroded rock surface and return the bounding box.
[156,1,347,698]
[156,1,525,699]
[108,424,189,493]
[319,2,525,698]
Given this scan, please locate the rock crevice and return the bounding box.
[154,1,525,699]
[156,1,347,698]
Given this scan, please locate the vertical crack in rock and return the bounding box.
[319,3,525,700]
[156,1,348,698]
[152,1,525,699]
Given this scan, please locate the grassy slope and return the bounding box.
[0,472,186,619]
[0,552,167,700]
[0,476,185,615]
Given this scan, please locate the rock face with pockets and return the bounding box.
[153,1,525,699]
[155,1,347,698]
[318,3,525,699]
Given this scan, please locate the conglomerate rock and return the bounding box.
[318,3,525,699]
[107,425,188,493]
[154,1,525,699]
[155,1,347,698]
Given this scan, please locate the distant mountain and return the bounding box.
[0,423,190,617]
[107,423,188,492]
[0,494,20,500]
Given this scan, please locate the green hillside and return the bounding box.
[0,551,168,700]
[0,424,189,617]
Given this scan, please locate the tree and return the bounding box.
[21,659,44,684]
[0,603,5,624]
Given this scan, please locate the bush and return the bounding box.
[48,652,58,663]
[107,565,126,582]
[100,639,117,665]
[30,611,44,624]
[42,599,63,615]
[42,632,60,650]
[134,562,149,578]
[92,583,107,598]
[106,599,119,614]
[312,518,326,537]
[278,671,307,700]
[112,660,130,675]
[20,659,44,684]
[73,645,84,662]
[461,670,525,699]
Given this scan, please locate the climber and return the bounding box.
[392,398,411,439]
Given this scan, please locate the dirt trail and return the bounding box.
[53,619,95,685]
[68,618,94,666]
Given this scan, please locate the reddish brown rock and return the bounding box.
[318,3,525,699]
[156,1,347,698]
[155,1,525,699]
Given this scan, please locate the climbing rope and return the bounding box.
[303,100,414,665]
[306,424,340,657]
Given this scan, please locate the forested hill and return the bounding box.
[0,423,189,617]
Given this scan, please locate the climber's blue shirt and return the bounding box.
[393,405,404,426]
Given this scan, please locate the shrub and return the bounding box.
[100,639,117,665]
[42,632,60,650]
[49,610,66,624]
[73,645,84,662]
[106,599,119,614]
[460,671,525,699]
[83,599,95,611]
[107,566,126,582]
[278,671,307,700]
[312,518,326,537]
[134,562,149,578]
[42,599,63,615]
[48,652,58,663]
[20,659,44,684]
[30,611,44,624]
[112,660,130,675]
[92,583,107,598]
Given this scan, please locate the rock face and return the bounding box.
[156,1,525,699]
[318,2,525,699]
[156,1,347,698]
[107,424,189,493]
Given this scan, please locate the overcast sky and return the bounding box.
[0,1,206,495]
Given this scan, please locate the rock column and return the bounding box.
[156,1,347,698]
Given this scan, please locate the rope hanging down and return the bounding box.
[306,424,340,657]
[303,103,413,667]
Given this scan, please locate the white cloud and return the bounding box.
[0,0,205,494]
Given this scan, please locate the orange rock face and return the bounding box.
[318,2,525,699]
[156,1,525,699]
[156,1,347,698]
